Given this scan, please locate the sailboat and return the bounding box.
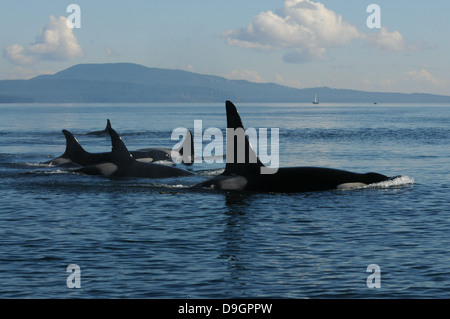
[312,93,319,104]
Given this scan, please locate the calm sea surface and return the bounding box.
[0,103,449,298]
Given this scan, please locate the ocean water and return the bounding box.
[0,103,449,299]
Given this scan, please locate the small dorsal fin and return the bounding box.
[179,129,194,164]
[108,126,134,164]
[105,119,111,131]
[61,129,89,161]
[223,101,264,176]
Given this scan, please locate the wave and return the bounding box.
[338,175,415,191]
[370,175,415,188]
[336,175,414,191]
[22,169,71,175]
[193,168,224,177]
[280,128,449,144]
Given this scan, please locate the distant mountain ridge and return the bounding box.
[1,63,449,103]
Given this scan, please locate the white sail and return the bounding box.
[313,93,319,104]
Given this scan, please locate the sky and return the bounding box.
[0,0,449,95]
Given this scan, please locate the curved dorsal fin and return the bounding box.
[108,126,134,164]
[223,101,264,176]
[61,129,89,161]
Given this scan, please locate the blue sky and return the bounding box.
[1,0,449,95]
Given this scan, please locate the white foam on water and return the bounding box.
[337,176,415,191]
[367,175,415,189]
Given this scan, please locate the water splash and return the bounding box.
[367,175,415,189]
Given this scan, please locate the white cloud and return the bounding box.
[3,15,83,65]
[223,69,265,83]
[0,66,54,80]
[222,0,427,63]
[181,64,196,72]
[363,27,408,52]
[222,0,360,63]
[105,46,120,57]
[274,73,303,88]
[3,44,37,65]
[402,69,450,94]
[363,28,435,53]
[405,69,439,85]
[355,69,447,94]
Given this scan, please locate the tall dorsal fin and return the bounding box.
[223,100,264,176]
[61,129,89,160]
[108,126,134,164]
[179,129,194,165]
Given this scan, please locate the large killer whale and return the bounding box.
[74,127,194,178]
[46,125,194,166]
[194,101,392,193]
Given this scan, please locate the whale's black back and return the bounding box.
[197,101,390,193]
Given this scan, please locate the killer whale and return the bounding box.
[194,101,391,193]
[46,125,195,166]
[45,129,112,166]
[74,127,194,179]
[133,127,195,165]
[85,119,112,136]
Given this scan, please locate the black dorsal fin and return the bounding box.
[108,126,134,164]
[179,129,194,165]
[61,129,89,161]
[105,119,111,131]
[223,101,264,176]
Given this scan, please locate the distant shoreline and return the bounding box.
[1,63,450,104]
